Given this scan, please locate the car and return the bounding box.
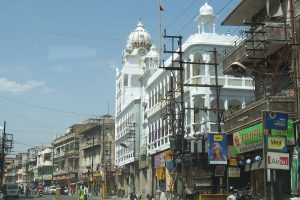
[2,183,19,199]
[47,186,56,195]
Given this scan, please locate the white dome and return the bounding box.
[127,20,152,49]
[200,2,214,16]
[146,45,159,58]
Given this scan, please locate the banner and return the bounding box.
[291,146,300,195]
[267,152,289,170]
[208,133,227,165]
[233,120,295,154]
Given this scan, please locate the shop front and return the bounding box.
[228,119,294,197]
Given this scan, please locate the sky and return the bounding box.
[0,0,242,153]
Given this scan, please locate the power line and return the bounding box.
[14,140,38,148]
[0,25,124,41]
[0,95,98,117]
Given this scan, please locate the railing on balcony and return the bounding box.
[223,22,292,70]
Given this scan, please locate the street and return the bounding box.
[15,195,127,200]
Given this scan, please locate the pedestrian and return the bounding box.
[146,194,153,200]
[130,192,137,200]
[78,184,84,200]
[83,184,88,200]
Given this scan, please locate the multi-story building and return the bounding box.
[15,153,28,188]
[52,124,80,191]
[36,146,53,186]
[3,157,16,184]
[221,0,297,199]
[78,116,115,197]
[27,147,39,187]
[115,2,254,199]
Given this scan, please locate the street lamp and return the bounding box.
[119,122,136,194]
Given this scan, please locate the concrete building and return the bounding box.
[52,124,80,191]
[221,0,297,199]
[115,2,254,199]
[3,157,16,184]
[15,152,28,188]
[26,147,39,187]
[36,146,53,186]
[78,117,115,197]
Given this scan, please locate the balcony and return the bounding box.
[81,138,102,150]
[223,23,292,74]
[224,96,295,134]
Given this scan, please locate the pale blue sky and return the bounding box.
[0,0,241,153]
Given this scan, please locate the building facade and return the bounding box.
[115,2,255,199]
[52,124,80,192]
[78,117,115,197]
[222,0,297,199]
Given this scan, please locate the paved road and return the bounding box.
[16,194,127,200]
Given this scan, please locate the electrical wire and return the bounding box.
[0,25,124,41]
[0,94,98,117]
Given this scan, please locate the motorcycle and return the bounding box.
[38,190,43,197]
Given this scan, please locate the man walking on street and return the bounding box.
[84,184,89,200]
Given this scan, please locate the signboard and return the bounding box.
[264,111,288,130]
[229,157,239,166]
[233,120,295,154]
[208,133,227,165]
[165,169,174,191]
[291,146,300,195]
[215,166,225,176]
[154,152,165,168]
[42,174,53,180]
[228,167,240,178]
[156,167,165,180]
[267,136,288,152]
[267,152,289,170]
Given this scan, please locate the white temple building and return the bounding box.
[114,2,254,199]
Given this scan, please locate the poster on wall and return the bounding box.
[208,133,227,165]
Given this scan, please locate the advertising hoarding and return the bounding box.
[267,152,289,170]
[208,133,227,165]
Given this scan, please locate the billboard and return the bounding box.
[267,152,289,170]
[264,111,288,130]
[208,133,227,165]
[233,120,295,154]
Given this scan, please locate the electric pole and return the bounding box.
[0,121,14,188]
[161,31,223,199]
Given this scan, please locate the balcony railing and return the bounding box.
[223,22,292,71]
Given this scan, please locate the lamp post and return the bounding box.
[120,122,136,194]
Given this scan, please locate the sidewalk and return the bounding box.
[89,195,128,200]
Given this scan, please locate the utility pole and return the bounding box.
[161,31,223,199]
[0,121,13,188]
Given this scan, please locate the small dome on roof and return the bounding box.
[126,20,152,50]
[200,2,214,16]
[146,45,159,58]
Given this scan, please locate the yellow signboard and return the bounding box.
[156,167,165,180]
[267,136,286,150]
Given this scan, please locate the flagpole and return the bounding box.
[158,0,163,62]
